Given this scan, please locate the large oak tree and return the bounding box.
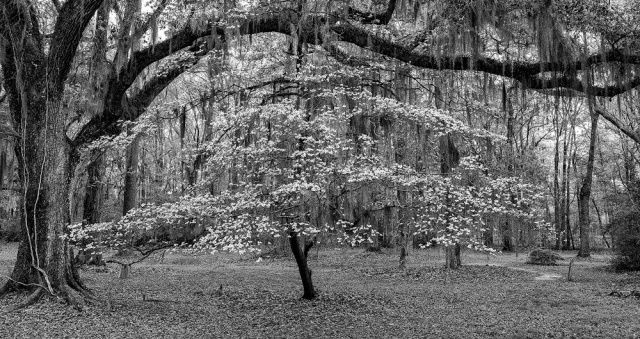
[0,0,103,305]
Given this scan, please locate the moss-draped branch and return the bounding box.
[118,3,640,102]
[71,0,640,147]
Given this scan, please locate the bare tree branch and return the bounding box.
[594,106,640,144]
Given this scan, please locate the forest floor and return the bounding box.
[0,242,639,338]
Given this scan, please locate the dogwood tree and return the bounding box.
[69,57,549,297]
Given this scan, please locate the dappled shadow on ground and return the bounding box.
[353,264,537,282]
[1,246,639,338]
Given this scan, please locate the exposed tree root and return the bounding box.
[61,286,91,311]
[0,283,11,297]
[9,287,45,310]
[1,252,100,309]
[75,286,99,302]
[1,277,101,311]
[0,277,49,296]
[66,266,95,299]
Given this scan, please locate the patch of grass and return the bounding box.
[1,245,639,338]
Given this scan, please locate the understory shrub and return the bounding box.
[526,249,563,265]
[610,211,640,271]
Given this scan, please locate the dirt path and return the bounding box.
[0,242,17,261]
[482,263,563,281]
[474,251,615,282]
[507,266,563,280]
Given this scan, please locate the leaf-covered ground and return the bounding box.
[1,243,639,338]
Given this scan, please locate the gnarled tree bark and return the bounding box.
[0,0,103,306]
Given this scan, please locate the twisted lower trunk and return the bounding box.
[1,99,90,306]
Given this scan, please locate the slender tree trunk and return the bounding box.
[83,151,104,224]
[121,0,144,215]
[502,87,515,252]
[591,197,607,248]
[554,131,562,250]
[434,82,461,269]
[568,126,577,250]
[578,112,598,257]
[440,133,461,269]
[559,127,570,250]
[77,150,104,265]
[483,124,494,246]
[564,151,571,250]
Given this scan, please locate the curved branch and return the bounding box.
[109,27,221,104]
[47,0,104,87]
[129,55,202,112]
[113,3,405,103]
[524,76,640,97]
[106,243,174,267]
[331,23,640,97]
[73,52,205,146]
[111,11,296,101]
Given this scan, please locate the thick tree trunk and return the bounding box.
[1,99,89,305]
[577,112,598,257]
[289,231,316,299]
[445,244,462,269]
[0,0,103,306]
